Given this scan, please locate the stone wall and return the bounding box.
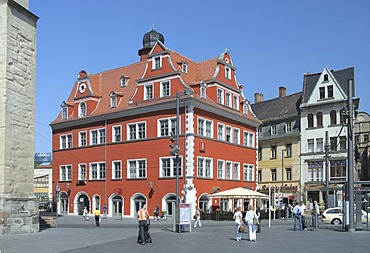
[0,0,39,235]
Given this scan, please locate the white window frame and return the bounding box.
[217,88,224,104]
[225,92,231,107]
[217,123,225,141]
[127,159,147,179]
[271,125,277,135]
[60,134,72,149]
[217,160,225,179]
[233,128,240,144]
[243,164,254,181]
[90,128,106,145]
[225,66,231,79]
[198,118,205,136]
[243,131,254,147]
[112,160,122,179]
[78,163,87,181]
[285,122,292,132]
[79,131,87,147]
[198,117,213,138]
[182,62,188,73]
[160,80,170,97]
[205,120,213,138]
[158,118,177,137]
[110,94,117,108]
[243,102,248,115]
[89,162,106,180]
[308,139,314,153]
[225,161,232,179]
[128,122,146,140]
[144,84,153,100]
[233,95,239,110]
[200,84,206,99]
[233,162,240,180]
[120,76,127,87]
[60,165,72,181]
[226,126,232,143]
[62,106,68,120]
[79,102,86,117]
[159,156,182,178]
[112,125,122,142]
[197,156,213,178]
[316,138,323,152]
[152,55,162,70]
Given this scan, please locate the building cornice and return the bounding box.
[51,96,260,130]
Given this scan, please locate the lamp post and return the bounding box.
[55,183,60,223]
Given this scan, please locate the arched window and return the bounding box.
[330,110,337,125]
[308,113,314,128]
[79,102,86,117]
[316,112,323,127]
[324,74,329,82]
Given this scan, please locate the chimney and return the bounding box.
[254,93,264,103]
[279,86,286,98]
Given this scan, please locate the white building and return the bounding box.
[300,66,356,207]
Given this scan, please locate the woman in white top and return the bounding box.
[233,206,243,241]
[245,205,258,242]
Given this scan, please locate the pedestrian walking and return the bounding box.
[256,206,262,233]
[103,204,107,218]
[233,206,243,241]
[94,207,101,226]
[245,205,258,242]
[138,204,150,245]
[293,202,302,231]
[301,201,307,230]
[194,208,202,228]
[154,205,160,221]
[83,206,89,221]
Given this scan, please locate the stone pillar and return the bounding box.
[0,0,39,234]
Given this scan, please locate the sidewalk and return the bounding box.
[0,215,369,253]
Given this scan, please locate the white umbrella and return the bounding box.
[209,187,269,199]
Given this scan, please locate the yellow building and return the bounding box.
[252,88,301,205]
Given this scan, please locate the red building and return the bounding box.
[51,28,260,218]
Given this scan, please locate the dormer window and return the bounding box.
[120,76,127,87]
[161,81,170,97]
[79,102,86,117]
[145,84,153,100]
[152,56,161,70]
[243,102,248,115]
[225,66,231,79]
[200,83,206,99]
[233,95,239,110]
[217,89,224,104]
[225,92,231,107]
[61,104,68,120]
[110,93,117,108]
[182,62,188,73]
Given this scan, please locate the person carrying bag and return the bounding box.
[245,205,258,242]
[233,207,243,241]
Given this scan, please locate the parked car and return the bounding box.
[321,207,369,225]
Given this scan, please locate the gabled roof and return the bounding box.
[301,66,354,104]
[51,43,258,126]
[251,92,302,122]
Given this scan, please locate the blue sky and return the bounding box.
[30,0,370,153]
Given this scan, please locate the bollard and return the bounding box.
[315,211,318,229]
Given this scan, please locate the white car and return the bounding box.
[321,207,369,225]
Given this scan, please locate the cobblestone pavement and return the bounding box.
[0,215,369,253]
